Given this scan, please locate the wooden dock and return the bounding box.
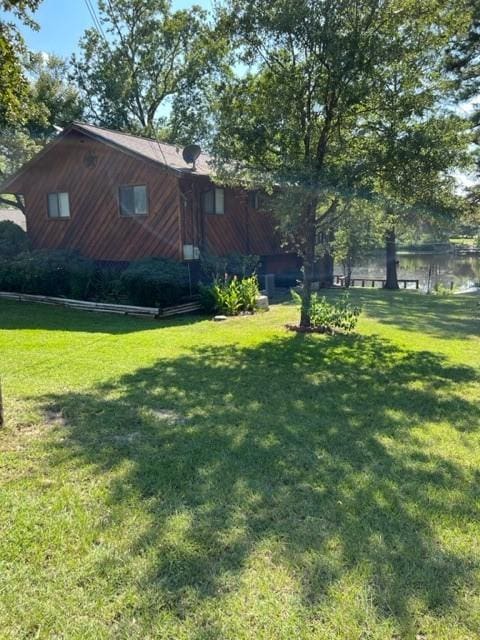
[334,275,419,289]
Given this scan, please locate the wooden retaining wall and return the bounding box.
[0,292,201,319]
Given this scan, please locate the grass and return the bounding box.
[0,289,479,640]
[449,236,479,247]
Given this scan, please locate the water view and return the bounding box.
[349,252,480,290]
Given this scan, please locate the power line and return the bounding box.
[84,0,109,44]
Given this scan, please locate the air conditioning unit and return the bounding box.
[183,244,200,260]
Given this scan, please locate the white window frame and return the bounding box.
[203,187,225,215]
[47,192,70,218]
[119,184,149,217]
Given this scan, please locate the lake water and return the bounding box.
[349,252,480,290]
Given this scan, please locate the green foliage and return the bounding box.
[88,267,124,303]
[1,53,84,185]
[291,290,361,333]
[0,249,95,298]
[0,220,28,258]
[0,250,192,307]
[200,252,260,281]
[0,291,479,638]
[72,0,228,142]
[213,0,473,322]
[0,23,30,128]
[208,275,260,315]
[198,283,217,314]
[332,202,384,283]
[120,257,190,307]
[433,282,455,296]
[0,1,42,127]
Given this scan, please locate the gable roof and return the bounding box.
[0,121,214,193]
[71,122,213,176]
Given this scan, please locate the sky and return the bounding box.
[5,0,212,59]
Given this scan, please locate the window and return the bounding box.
[202,187,225,215]
[48,192,70,218]
[119,185,148,216]
[249,191,259,209]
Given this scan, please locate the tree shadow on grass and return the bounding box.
[0,299,207,335]
[38,333,480,636]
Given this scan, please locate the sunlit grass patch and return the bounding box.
[0,290,479,639]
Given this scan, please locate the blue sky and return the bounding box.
[7,0,212,58]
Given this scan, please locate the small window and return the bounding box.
[202,187,225,215]
[48,192,70,218]
[249,191,259,209]
[119,185,148,216]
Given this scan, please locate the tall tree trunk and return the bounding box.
[300,198,317,327]
[321,250,334,287]
[385,226,399,289]
[345,257,352,288]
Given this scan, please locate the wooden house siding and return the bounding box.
[3,123,291,267]
[178,175,281,258]
[8,131,182,261]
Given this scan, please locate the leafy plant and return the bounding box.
[0,249,95,298]
[291,290,361,333]
[207,275,261,316]
[0,220,28,259]
[200,252,260,281]
[120,257,190,307]
[237,275,260,312]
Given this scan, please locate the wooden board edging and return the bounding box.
[0,292,202,319]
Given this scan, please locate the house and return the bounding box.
[0,122,300,279]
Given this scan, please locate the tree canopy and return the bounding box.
[212,0,473,321]
[72,0,228,143]
[0,0,41,127]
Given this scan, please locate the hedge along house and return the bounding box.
[0,122,300,279]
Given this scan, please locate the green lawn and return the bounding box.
[450,236,479,247]
[0,290,479,640]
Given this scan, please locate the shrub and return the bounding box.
[291,290,361,333]
[207,275,261,316]
[88,267,125,303]
[120,257,190,307]
[198,284,218,314]
[200,252,260,281]
[0,221,28,259]
[0,250,95,298]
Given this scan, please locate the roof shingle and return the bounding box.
[72,122,213,176]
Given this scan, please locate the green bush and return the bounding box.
[0,251,192,307]
[0,221,28,259]
[200,252,260,281]
[291,290,361,333]
[0,250,95,298]
[120,257,190,307]
[198,283,218,314]
[207,275,261,316]
[88,268,125,303]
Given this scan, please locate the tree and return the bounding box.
[72,0,228,142]
[0,0,41,126]
[332,201,383,286]
[360,110,472,288]
[446,0,480,217]
[355,13,474,288]
[212,0,468,325]
[0,53,84,210]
